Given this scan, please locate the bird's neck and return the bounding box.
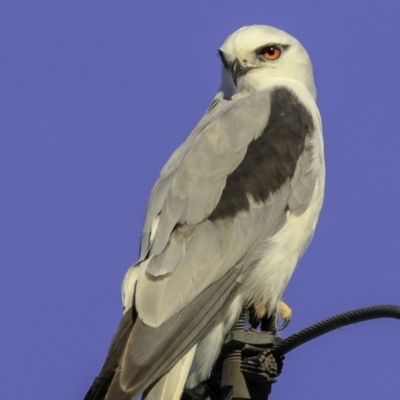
[236,75,316,101]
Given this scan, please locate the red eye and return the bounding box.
[263,46,281,61]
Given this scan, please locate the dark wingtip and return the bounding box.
[83,307,137,400]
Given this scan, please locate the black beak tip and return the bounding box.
[230,58,241,86]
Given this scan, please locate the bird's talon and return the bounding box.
[278,301,292,330]
[278,317,291,331]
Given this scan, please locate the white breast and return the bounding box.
[243,137,325,312]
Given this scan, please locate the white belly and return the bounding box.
[242,174,325,312]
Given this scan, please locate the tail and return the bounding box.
[142,346,197,400]
[87,267,241,399]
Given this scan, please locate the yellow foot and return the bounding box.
[278,301,292,331]
[249,300,292,330]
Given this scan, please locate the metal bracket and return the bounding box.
[181,311,284,400]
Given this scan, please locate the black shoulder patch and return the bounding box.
[210,87,314,221]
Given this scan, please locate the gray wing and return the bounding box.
[139,90,233,262]
[114,86,319,397]
[108,267,242,398]
[139,90,271,261]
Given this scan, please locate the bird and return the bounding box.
[84,24,325,400]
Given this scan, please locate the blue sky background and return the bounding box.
[2,1,400,399]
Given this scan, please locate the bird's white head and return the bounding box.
[218,25,316,99]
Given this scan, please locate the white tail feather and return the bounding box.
[143,345,197,400]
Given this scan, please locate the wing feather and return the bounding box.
[83,308,136,400]
[140,91,272,259]
[105,267,242,399]
[288,136,317,214]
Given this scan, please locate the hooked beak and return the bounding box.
[230,58,252,86]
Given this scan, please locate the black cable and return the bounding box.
[271,304,400,356]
